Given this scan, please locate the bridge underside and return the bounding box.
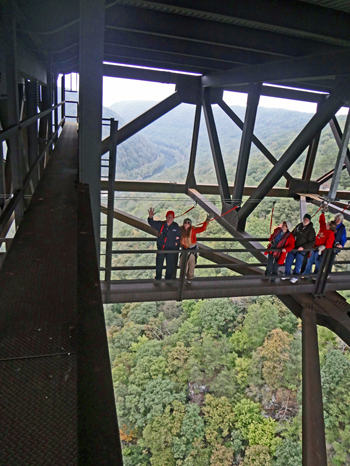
[1,0,350,465]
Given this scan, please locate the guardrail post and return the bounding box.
[177,249,188,301]
[312,249,333,296]
[61,75,66,126]
[105,119,118,282]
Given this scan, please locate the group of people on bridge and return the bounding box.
[147,205,347,285]
[148,208,209,285]
[265,206,347,283]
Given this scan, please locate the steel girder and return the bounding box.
[237,87,345,227]
[101,92,182,155]
[202,90,231,206]
[202,49,350,88]
[329,110,350,199]
[232,83,261,206]
[101,181,350,201]
[185,103,201,189]
[79,0,105,252]
[218,99,293,184]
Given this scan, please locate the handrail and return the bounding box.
[109,247,350,254]
[0,117,65,233]
[0,102,65,142]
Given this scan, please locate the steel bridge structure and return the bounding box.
[1,0,350,465]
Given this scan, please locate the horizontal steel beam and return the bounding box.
[101,273,350,303]
[100,180,350,200]
[17,42,47,85]
[105,4,341,59]
[202,49,350,88]
[114,0,350,47]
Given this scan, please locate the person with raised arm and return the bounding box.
[302,207,336,278]
[264,221,295,282]
[179,216,210,285]
[148,208,180,281]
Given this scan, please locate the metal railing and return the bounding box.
[0,101,67,251]
[100,239,350,300]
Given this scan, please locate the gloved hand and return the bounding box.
[206,213,214,222]
[321,202,328,213]
[318,244,326,254]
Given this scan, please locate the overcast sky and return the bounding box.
[102,69,348,115]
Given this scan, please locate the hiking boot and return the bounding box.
[290,277,298,284]
[281,275,290,280]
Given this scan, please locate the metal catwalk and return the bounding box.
[0,123,121,465]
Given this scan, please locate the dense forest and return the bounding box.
[106,296,350,466]
[100,97,350,465]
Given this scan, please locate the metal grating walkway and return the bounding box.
[0,123,79,464]
[0,123,122,465]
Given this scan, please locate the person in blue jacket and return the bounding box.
[330,213,347,272]
[148,208,181,281]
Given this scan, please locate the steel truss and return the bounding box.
[99,70,350,466]
[3,1,350,464]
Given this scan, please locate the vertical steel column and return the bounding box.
[0,142,5,211]
[302,101,324,182]
[302,308,327,466]
[25,81,39,188]
[46,57,53,151]
[53,71,59,142]
[232,83,261,206]
[105,119,118,282]
[61,75,66,127]
[329,109,350,200]
[203,89,231,206]
[3,0,24,224]
[79,0,105,254]
[185,103,201,189]
[39,85,48,173]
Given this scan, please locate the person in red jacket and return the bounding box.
[302,212,336,277]
[179,216,210,284]
[265,221,295,282]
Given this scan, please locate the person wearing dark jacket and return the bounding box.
[302,212,336,277]
[281,213,316,283]
[330,213,347,273]
[148,208,181,281]
[264,221,295,282]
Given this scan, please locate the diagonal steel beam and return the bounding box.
[302,100,325,182]
[329,110,350,200]
[203,90,231,206]
[218,99,293,183]
[185,103,201,189]
[101,92,182,154]
[237,89,345,227]
[232,83,261,206]
[329,116,350,177]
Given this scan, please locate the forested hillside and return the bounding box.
[109,100,349,190]
[106,296,350,466]
[101,99,350,465]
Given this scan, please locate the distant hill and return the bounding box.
[64,92,348,190]
[109,100,348,190]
